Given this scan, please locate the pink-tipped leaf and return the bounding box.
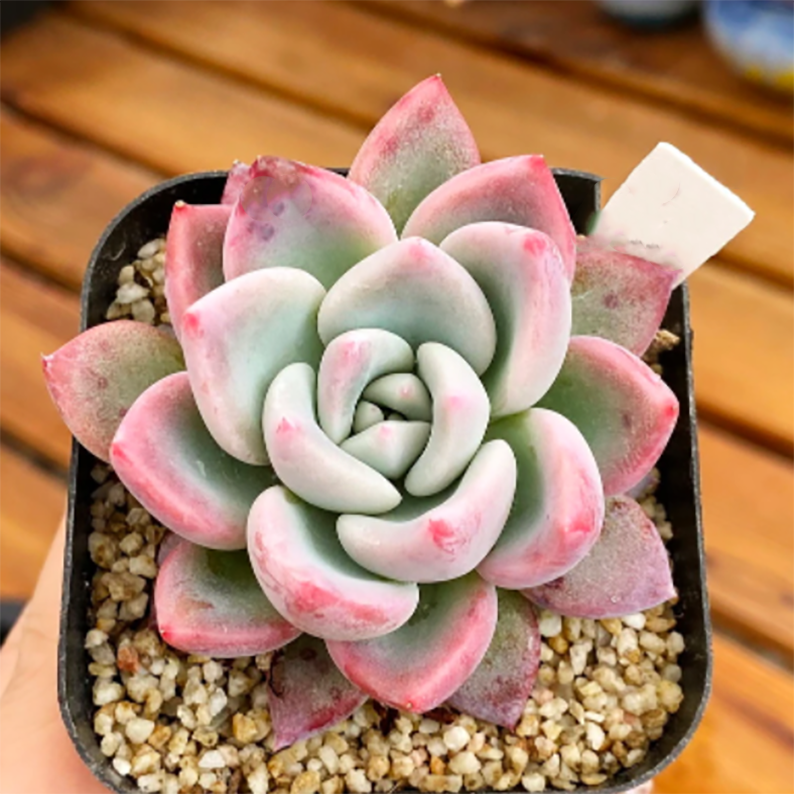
[447,590,541,729]
[537,336,679,496]
[221,160,249,205]
[248,486,419,641]
[338,441,516,583]
[572,237,677,356]
[155,539,301,657]
[402,156,576,280]
[348,75,480,233]
[42,321,184,462]
[268,635,367,750]
[318,237,496,376]
[327,573,497,713]
[110,373,274,550]
[181,267,325,465]
[478,408,605,589]
[523,496,676,618]
[223,157,397,288]
[441,222,571,417]
[164,202,231,340]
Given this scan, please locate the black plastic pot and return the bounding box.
[0,1,51,38]
[59,169,712,794]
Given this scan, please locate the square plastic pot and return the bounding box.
[59,168,712,794]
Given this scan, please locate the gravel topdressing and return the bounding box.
[82,239,684,794]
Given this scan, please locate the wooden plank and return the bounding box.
[0,108,158,291]
[699,425,794,660]
[68,0,793,287]
[656,634,794,793]
[0,260,79,468]
[373,0,794,147]
[689,264,794,455]
[0,446,65,599]
[0,12,362,176]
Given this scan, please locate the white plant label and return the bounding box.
[592,142,754,284]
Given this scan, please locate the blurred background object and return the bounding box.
[704,0,794,92]
[595,0,699,28]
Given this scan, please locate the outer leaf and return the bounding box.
[572,237,677,355]
[42,321,184,462]
[110,373,274,550]
[155,539,300,657]
[318,237,497,375]
[402,156,576,280]
[223,157,397,288]
[537,337,679,496]
[181,268,325,465]
[264,364,401,514]
[338,441,516,583]
[405,343,491,498]
[441,222,571,417]
[164,202,231,340]
[326,573,497,713]
[340,421,431,480]
[523,496,676,618]
[447,590,541,729]
[268,635,367,750]
[348,75,480,234]
[248,486,419,641]
[317,329,414,444]
[221,160,249,205]
[478,408,604,589]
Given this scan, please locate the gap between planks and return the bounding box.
[60,0,794,289]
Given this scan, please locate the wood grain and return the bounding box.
[68,0,794,287]
[689,265,794,455]
[656,634,794,793]
[0,260,79,468]
[700,426,794,660]
[0,108,157,291]
[0,446,65,599]
[373,0,794,146]
[0,13,362,176]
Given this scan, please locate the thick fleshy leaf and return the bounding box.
[181,268,325,465]
[326,573,497,713]
[402,156,577,280]
[110,373,274,550]
[353,401,385,433]
[441,222,571,417]
[317,329,414,444]
[405,343,490,498]
[348,75,480,234]
[340,421,431,480]
[155,539,300,657]
[43,321,184,462]
[223,157,397,288]
[318,237,496,375]
[537,337,679,496]
[523,496,676,618]
[571,237,677,356]
[478,408,604,589]
[221,160,249,205]
[339,441,516,583]
[362,373,433,421]
[164,202,231,340]
[264,364,401,514]
[268,635,367,750]
[447,590,541,728]
[248,486,419,641]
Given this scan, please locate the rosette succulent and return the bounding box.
[44,77,751,748]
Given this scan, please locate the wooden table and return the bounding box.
[1,3,792,791]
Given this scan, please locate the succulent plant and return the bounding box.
[44,76,752,747]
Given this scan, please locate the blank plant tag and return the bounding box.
[592,142,754,284]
